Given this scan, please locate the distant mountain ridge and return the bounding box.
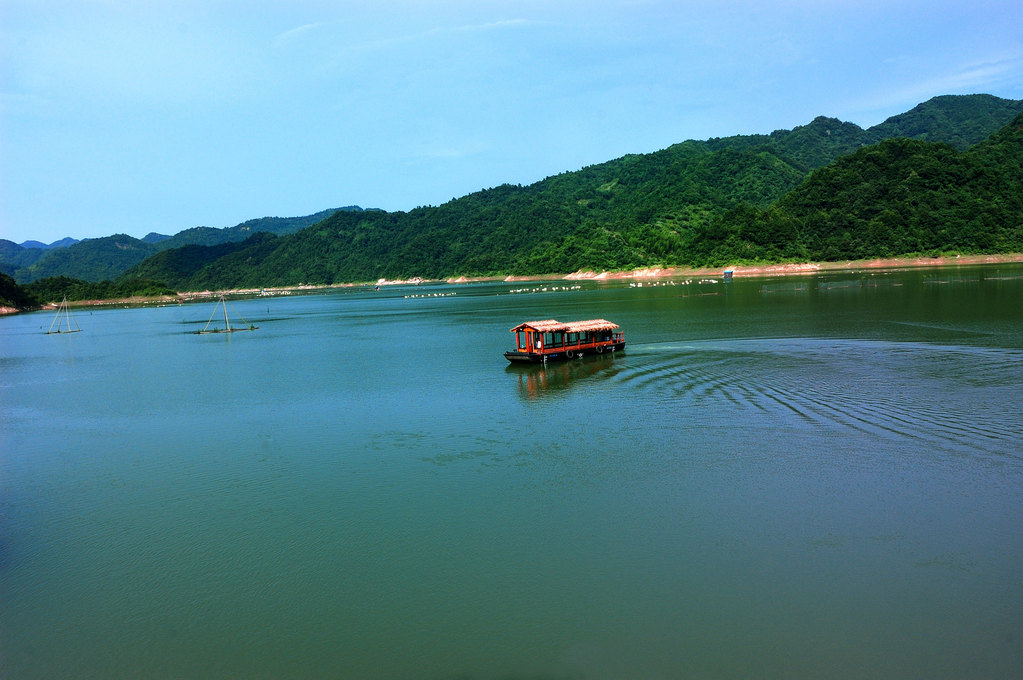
[19,237,81,249]
[705,93,1023,169]
[2,207,363,283]
[5,94,1022,288]
[124,93,1023,289]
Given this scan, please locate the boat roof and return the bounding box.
[510,319,620,333]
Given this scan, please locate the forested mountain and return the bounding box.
[125,233,283,290]
[683,111,1023,264]
[17,234,159,283]
[704,94,1023,168]
[866,93,1023,149]
[125,95,1023,290]
[153,208,353,250]
[2,207,357,283]
[19,237,81,249]
[0,239,50,271]
[7,94,1022,292]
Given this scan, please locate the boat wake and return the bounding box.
[613,338,1023,458]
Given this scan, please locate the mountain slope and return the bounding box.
[136,94,1021,289]
[866,93,1023,149]
[17,93,1023,289]
[125,233,282,288]
[683,111,1023,264]
[17,235,159,282]
[0,240,49,274]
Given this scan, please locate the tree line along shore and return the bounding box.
[4,253,1021,316]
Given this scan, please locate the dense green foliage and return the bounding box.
[0,272,36,309]
[25,276,176,304]
[0,272,177,310]
[685,112,1023,263]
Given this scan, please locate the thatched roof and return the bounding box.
[510,319,619,333]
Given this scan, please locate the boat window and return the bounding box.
[553,332,564,347]
[567,332,579,345]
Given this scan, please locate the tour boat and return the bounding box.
[505,319,625,363]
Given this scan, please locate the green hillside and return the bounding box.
[128,95,1023,290]
[0,240,49,273]
[153,207,352,250]
[24,276,176,304]
[8,94,1023,291]
[0,272,36,309]
[125,144,813,288]
[866,93,1023,149]
[126,233,283,289]
[705,94,1023,167]
[685,112,1023,264]
[16,234,160,283]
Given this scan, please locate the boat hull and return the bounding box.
[504,343,625,363]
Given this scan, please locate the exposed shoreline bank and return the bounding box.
[445,253,1023,284]
[6,253,1023,315]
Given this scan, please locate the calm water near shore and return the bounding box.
[3,265,1022,679]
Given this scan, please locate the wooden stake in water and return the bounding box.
[46,297,82,334]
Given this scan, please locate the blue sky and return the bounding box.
[2,0,1021,245]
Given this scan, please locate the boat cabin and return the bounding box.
[505,319,625,363]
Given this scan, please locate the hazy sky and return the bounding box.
[2,0,1021,245]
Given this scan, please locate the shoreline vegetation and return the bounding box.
[5,253,1021,316]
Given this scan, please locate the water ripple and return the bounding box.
[616,338,1023,458]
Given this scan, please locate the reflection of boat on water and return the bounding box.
[505,319,625,363]
[195,295,258,334]
[46,297,82,334]
[507,352,619,399]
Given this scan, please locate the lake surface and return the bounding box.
[2,266,1022,679]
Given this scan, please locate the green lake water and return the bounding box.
[2,265,1022,679]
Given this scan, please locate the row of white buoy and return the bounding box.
[400,279,724,296]
[626,280,675,288]
[629,279,719,287]
[509,285,582,294]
